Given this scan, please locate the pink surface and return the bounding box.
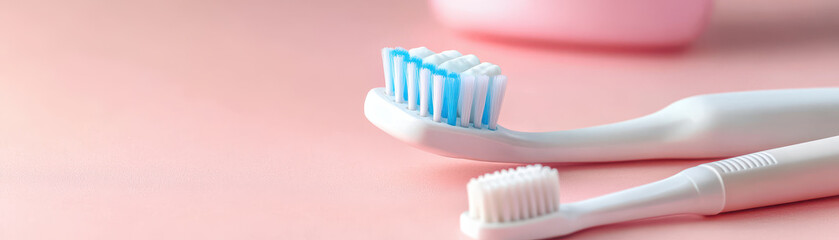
[1,0,838,239]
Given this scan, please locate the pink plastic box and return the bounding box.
[430,0,712,47]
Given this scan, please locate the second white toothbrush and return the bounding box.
[462,135,839,239]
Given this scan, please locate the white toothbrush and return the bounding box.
[461,135,839,239]
[365,47,839,163]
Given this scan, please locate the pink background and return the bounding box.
[1,0,838,239]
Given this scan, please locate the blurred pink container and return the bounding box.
[429,0,712,47]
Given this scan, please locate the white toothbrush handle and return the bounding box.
[702,135,839,212]
[564,136,839,235]
[504,88,839,162]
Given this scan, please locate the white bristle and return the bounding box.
[393,55,405,103]
[459,75,476,127]
[466,164,560,223]
[408,47,435,58]
[406,62,418,110]
[485,181,499,222]
[419,68,431,117]
[464,62,502,76]
[471,75,489,129]
[462,62,486,75]
[441,55,481,119]
[548,170,560,213]
[507,180,520,221]
[488,75,507,130]
[468,179,479,219]
[538,171,550,212]
[423,50,462,65]
[438,54,481,73]
[432,74,444,122]
[382,48,393,95]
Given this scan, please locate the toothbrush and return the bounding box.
[365,47,839,163]
[461,135,839,240]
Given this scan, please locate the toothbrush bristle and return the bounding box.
[467,164,560,223]
[381,46,507,130]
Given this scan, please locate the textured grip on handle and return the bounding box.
[702,135,839,212]
[706,152,778,173]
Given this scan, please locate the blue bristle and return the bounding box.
[435,69,449,76]
[422,63,436,114]
[482,77,493,126]
[445,73,460,126]
[436,69,450,118]
[388,49,402,95]
[408,57,422,104]
[408,57,422,64]
[392,48,409,57]
[443,75,452,123]
[391,49,410,102]
[401,63,408,101]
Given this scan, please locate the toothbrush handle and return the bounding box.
[701,135,839,212]
[667,88,839,157]
[513,88,839,162]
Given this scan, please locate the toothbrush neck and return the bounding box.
[562,167,725,229]
[503,110,694,162]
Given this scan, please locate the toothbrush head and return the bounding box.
[461,165,574,240]
[364,47,512,161]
